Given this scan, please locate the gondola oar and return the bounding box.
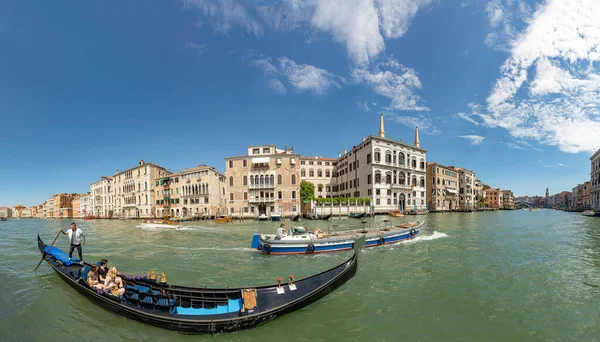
[33,229,62,272]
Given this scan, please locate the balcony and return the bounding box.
[391,184,412,190]
[249,183,275,189]
[248,197,275,203]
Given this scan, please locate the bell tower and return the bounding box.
[379,114,385,138]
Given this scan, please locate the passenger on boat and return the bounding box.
[97,259,108,282]
[275,224,288,240]
[87,264,104,290]
[103,267,125,296]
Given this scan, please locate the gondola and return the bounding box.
[303,213,332,220]
[36,234,364,334]
[290,214,300,221]
[348,212,366,219]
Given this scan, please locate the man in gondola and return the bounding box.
[60,222,85,265]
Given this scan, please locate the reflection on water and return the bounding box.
[0,211,600,341]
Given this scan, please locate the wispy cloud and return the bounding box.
[538,160,551,168]
[502,142,524,150]
[457,112,479,126]
[472,0,600,154]
[386,113,439,135]
[539,160,565,168]
[249,53,343,96]
[186,42,207,57]
[352,57,429,112]
[459,135,485,145]
[358,101,371,112]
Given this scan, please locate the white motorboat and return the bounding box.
[258,214,269,221]
[138,219,181,229]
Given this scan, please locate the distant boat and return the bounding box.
[387,210,404,217]
[348,212,366,219]
[138,218,181,229]
[582,210,600,217]
[215,215,232,223]
[304,213,332,220]
[290,214,300,221]
[270,213,281,221]
[0,217,7,221]
[258,214,269,221]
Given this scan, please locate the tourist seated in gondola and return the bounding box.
[97,259,108,282]
[104,267,125,296]
[275,224,288,240]
[87,264,104,290]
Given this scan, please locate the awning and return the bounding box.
[252,157,270,164]
[446,188,458,195]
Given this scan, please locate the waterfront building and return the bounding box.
[30,205,38,218]
[332,115,427,213]
[501,190,514,209]
[37,204,44,218]
[590,149,600,210]
[299,156,336,198]
[485,188,501,208]
[178,165,226,217]
[80,193,92,217]
[91,177,113,218]
[92,160,170,219]
[52,193,74,218]
[426,162,459,211]
[44,197,56,218]
[474,179,486,208]
[582,182,590,210]
[72,194,82,218]
[154,173,181,218]
[457,168,476,211]
[0,207,12,218]
[225,145,300,218]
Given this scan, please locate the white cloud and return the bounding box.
[457,112,480,126]
[538,160,551,168]
[279,57,343,95]
[557,163,565,167]
[476,0,600,154]
[352,57,429,111]
[539,160,564,168]
[459,135,485,145]
[387,114,438,135]
[250,53,343,95]
[359,101,371,112]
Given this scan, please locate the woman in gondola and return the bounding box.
[103,267,125,296]
[87,264,104,290]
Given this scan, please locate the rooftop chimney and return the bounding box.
[414,127,420,147]
[362,137,366,142]
[344,149,347,155]
[379,114,385,138]
[338,152,341,158]
[116,169,119,174]
[139,159,144,165]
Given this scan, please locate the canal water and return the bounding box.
[1,209,599,341]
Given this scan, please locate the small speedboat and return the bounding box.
[258,214,269,221]
[215,215,232,223]
[270,213,281,221]
[582,210,600,217]
[252,220,424,255]
[139,219,181,229]
[387,210,404,217]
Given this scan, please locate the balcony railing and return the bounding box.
[249,183,275,189]
[391,184,412,190]
[248,197,275,203]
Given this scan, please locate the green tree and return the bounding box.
[300,181,315,203]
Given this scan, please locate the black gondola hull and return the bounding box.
[37,235,358,334]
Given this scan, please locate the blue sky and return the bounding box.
[1,0,599,206]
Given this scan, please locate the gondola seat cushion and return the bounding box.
[44,246,80,266]
[80,265,91,284]
[125,284,151,293]
[175,299,242,315]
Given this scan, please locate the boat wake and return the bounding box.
[178,226,219,231]
[148,244,253,252]
[397,231,448,245]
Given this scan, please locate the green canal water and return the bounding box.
[1,209,600,341]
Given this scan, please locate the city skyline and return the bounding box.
[1,0,599,206]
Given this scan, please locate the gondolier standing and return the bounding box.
[61,222,85,264]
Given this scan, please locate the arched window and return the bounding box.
[291,174,296,185]
[278,174,282,185]
[318,184,323,192]
[420,159,425,170]
[243,175,247,186]
[386,172,392,184]
[420,178,425,187]
[412,177,417,186]
[260,175,264,184]
[270,175,274,185]
[398,153,405,165]
[229,176,233,187]
[399,172,405,185]
[412,159,417,168]
[254,175,259,185]
[437,177,440,185]
[309,169,314,177]
[385,151,392,163]
[374,148,381,162]
[375,171,381,184]
[301,169,306,177]
[250,176,254,185]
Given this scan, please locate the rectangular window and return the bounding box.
[244,192,248,200]
[387,199,391,205]
[368,189,372,196]
[325,170,330,177]
[368,174,372,184]
[301,160,305,165]
[291,157,296,165]
[263,148,270,153]
[301,169,306,177]
[243,159,247,167]
[229,160,233,168]
[276,158,282,165]
[253,148,259,154]
[230,193,234,201]
[317,170,323,177]
[309,161,314,165]
[376,189,380,195]
[176,199,180,204]
[278,191,282,199]
[205,197,208,203]
[251,207,255,212]
[292,191,296,199]
[376,199,380,205]
[244,207,249,213]
[367,154,372,164]
[421,191,425,197]
[387,189,391,196]
[349,164,353,172]
[156,200,159,205]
